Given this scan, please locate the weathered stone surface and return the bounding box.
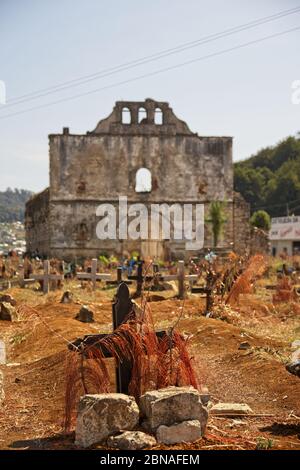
[286,361,300,377]
[210,403,253,416]
[291,340,300,350]
[286,347,300,377]
[107,431,156,450]
[75,393,139,448]
[25,99,250,261]
[238,341,251,350]
[0,302,18,321]
[291,347,300,363]
[0,370,4,404]
[60,290,73,304]
[75,305,94,323]
[0,340,6,365]
[139,386,208,431]
[156,420,202,445]
[0,294,16,306]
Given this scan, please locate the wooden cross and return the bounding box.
[31,260,64,294]
[161,260,198,299]
[106,266,133,286]
[128,260,198,299]
[68,282,175,394]
[128,261,163,296]
[76,258,111,289]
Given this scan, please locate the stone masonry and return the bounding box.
[25,98,250,261]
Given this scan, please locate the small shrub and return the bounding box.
[256,437,273,450]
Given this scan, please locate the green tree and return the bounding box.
[234,134,300,217]
[250,210,271,231]
[206,201,227,247]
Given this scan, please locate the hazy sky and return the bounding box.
[0,0,300,192]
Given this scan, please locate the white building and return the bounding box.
[270,216,300,256]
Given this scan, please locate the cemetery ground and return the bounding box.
[0,271,300,451]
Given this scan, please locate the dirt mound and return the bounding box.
[0,285,299,449]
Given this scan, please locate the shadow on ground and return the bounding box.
[9,433,75,450]
[260,422,300,438]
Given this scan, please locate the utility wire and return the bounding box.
[252,197,300,211]
[1,25,299,121]
[2,5,300,109]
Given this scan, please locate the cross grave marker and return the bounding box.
[69,282,176,394]
[161,260,198,299]
[32,260,64,294]
[76,258,111,289]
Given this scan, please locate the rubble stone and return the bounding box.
[75,393,139,448]
[139,386,208,432]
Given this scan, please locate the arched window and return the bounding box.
[138,107,147,124]
[154,107,163,125]
[122,107,131,124]
[135,168,152,193]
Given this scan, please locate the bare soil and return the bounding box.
[0,282,299,450]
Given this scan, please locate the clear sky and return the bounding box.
[0,0,300,192]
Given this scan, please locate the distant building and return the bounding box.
[25,98,250,261]
[270,216,300,256]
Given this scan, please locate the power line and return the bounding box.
[2,5,300,110]
[252,197,300,211]
[1,25,299,121]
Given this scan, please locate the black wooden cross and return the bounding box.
[106,266,133,286]
[128,260,164,296]
[68,282,175,394]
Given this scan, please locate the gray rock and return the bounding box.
[238,341,251,350]
[0,302,18,321]
[75,393,139,448]
[60,290,73,304]
[0,294,16,306]
[0,370,4,404]
[286,347,300,377]
[75,305,94,323]
[291,347,300,363]
[156,420,202,445]
[210,403,253,416]
[286,360,300,377]
[139,386,208,432]
[0,340,6,365]
[291,340,300,350]
[107,431,156,450]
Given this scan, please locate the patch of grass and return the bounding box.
[255,437,274,450]
[9,332,27,345]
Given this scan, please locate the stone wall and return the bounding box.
[25,188,50,256]
[250,227,269,254]
[25,98,249,260]
[232,192,251,255]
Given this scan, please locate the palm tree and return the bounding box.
[206,201,227,248]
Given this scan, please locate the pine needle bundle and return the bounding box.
[64,313,200,431]
[225,254,266,306]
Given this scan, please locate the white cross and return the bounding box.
[161,260,198,299]
[77,258,111,289]
[32,260,64,294]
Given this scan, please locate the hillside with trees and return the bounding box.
[0,188,33,222]
[234,134,300,217]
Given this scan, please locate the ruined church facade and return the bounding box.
[25,98,250,261]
